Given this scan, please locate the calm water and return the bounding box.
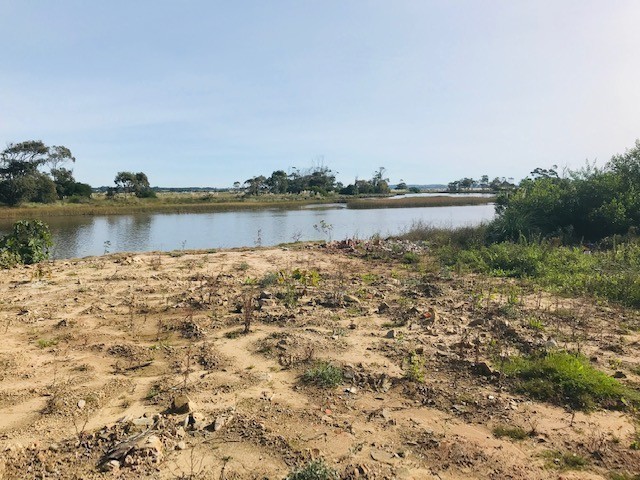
[0,203,495,259]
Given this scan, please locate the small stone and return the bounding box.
[348,322,357,329]
[175,441,187,451]
[378,302,390,313]
[213,415,229,432]
[385,330,396,339]
[132,417,155,428]
[171,395,192,414]
[48,443,60,452]
[259,290,273,299]
[102,460,120,472]
[175,426,185,438]
[343,294,360,304]
[613,371,626,379]
[77,399,86,409]
[468,318,485,327]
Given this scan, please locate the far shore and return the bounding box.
[0,191,495,219]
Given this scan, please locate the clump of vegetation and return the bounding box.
[285,460,339,480]
[502,351,640,411]
[0,219,52,268]
[36,338,59,349]
[541,449,588,470]
[302,361,343,388]
[492,424,529,440]
[403,351,425,383]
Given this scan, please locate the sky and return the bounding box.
[1,1,640,188]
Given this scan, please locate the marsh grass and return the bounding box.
[347,196,494,209]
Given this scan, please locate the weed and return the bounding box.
[403,351,425,383]
[145,385,161,400]
[492,424,529,440]
[503,351,640,410]
[37,338,59,349]
[302,361,343,388]
[402,252,420,265]
[541,449,588,470]
[526,317,545,331]
[286,459,339,480]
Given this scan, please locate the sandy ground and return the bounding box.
[0,241,638,479]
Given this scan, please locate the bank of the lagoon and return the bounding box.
[0,203,495,259]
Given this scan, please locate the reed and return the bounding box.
[346,195,494,209]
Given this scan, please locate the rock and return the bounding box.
[259,290,273,299]
[348,322,357,329]
[473,362,496,377]
[385,330,396,339]
[171,395,192,414]
[175,441,187,451]
[102,460,120,472]
[370,449,396,465]
[544,337,558,349]
[377,302,390,313]
[343,294,360,304]
[381,408,391,420]
[468,318,485,327]
[175,426,185,438]
[187,412,207,430]
[77,399,86,409]
[132,417,155,428]
[213,414,232,432]
[48,443,60,452]
[613,371,627,379]
[139,435,163,461]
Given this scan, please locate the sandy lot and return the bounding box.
[0,241,638,479]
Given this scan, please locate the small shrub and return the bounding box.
[303,361,343,388]
[0,220,52,266]
[402,252,420,265]
[286,460,339,480]
[492,424,528,440]
[404,351,425,383]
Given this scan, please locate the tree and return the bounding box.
[0,141,65,206]
[114,171,155,198]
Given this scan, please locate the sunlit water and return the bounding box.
[0,203,495,259]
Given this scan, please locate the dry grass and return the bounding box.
[346,195,494,209]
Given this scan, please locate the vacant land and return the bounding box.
[0,241,639,479]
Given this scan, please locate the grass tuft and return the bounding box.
[302,361,343,388]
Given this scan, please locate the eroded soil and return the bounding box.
[0,241,639,479]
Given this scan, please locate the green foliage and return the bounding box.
[0,220,53,266]
[491,140,640,242]
[302,361,343,388]
[503,351,640,411]
[404,351,425,383]
[0,140,81,206]
[285,460,339,480]
[402,252,420,265]
[492,424,529,440]
[114,171,155,198]
[36,338,59,349]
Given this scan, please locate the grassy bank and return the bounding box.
[0,193,345,218]
[346,195,494,209]
[397,222,640,308]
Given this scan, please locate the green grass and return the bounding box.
[492,424,529,440]
[285,460,339,480]
[502,351,640,411]
[302,361,343,388]
[542,449,588,470]
[403,351,425,383]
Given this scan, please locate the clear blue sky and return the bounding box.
[1,1,639,187]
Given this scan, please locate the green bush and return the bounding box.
[302,362,343,388]
[492,424,529,440]
[0,220,52,266]
[503,351,640,411]
[286,460,339,480]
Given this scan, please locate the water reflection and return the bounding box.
[0,203,495,259]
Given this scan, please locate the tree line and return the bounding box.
[240,166,392,196]
[447,175,516,192]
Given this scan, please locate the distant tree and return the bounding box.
[114,171,155,198]
[244,175,267,196]
[395,181,407,190]
[0,140,78,206]
[266,170,289,194]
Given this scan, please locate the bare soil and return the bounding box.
[0,241,639,479]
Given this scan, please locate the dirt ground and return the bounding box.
[0,240,639,479]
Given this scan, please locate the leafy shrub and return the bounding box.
[503,351,640,411]
[286,460,339,480]
[0,220,52,267]
[302,361,343,388]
